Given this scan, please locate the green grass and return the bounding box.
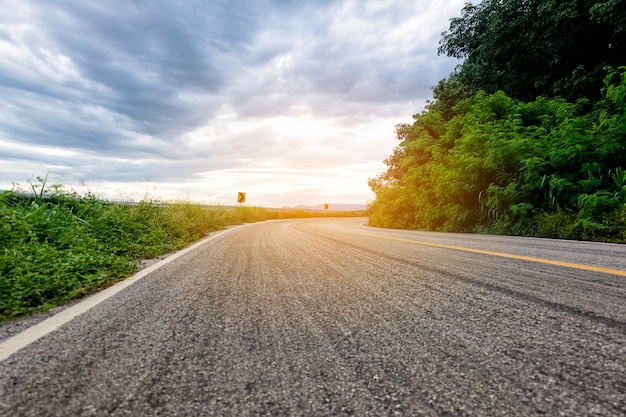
[0,180,363,323]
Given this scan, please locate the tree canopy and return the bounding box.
[438,0,626,103]
[369,0,626,241]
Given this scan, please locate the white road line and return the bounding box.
[0,226,244,363]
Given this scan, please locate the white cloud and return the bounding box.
[0,0,466,206]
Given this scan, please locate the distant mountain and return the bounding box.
[282,203,367,212]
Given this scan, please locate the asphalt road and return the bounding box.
[1,218,626,416]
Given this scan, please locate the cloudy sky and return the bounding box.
[0,0,467,207]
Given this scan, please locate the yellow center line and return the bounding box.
[338,229,626,278]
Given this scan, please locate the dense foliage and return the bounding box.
[1,180,363,322]
[368,67,626,240]
[369,0,626,241]
[439,0,626,103]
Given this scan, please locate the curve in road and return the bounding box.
[1,218,625,416]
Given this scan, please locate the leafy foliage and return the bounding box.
[368,67,626,241]
[371,0,626,239]
[438,0,626,103]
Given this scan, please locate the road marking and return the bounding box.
[0,226,245,363]
[341,229,626,278]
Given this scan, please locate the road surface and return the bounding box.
[1,218,625,416]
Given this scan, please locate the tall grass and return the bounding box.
[0,180,363,322]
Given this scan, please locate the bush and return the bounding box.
[369,67,626,242]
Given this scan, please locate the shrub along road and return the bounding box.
[1,218,625,416]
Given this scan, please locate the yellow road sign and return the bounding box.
[237,192,246,203]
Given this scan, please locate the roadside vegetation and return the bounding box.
[0,178,363,322]
[368,0,626,242]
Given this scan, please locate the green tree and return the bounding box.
[439,0,626,103]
